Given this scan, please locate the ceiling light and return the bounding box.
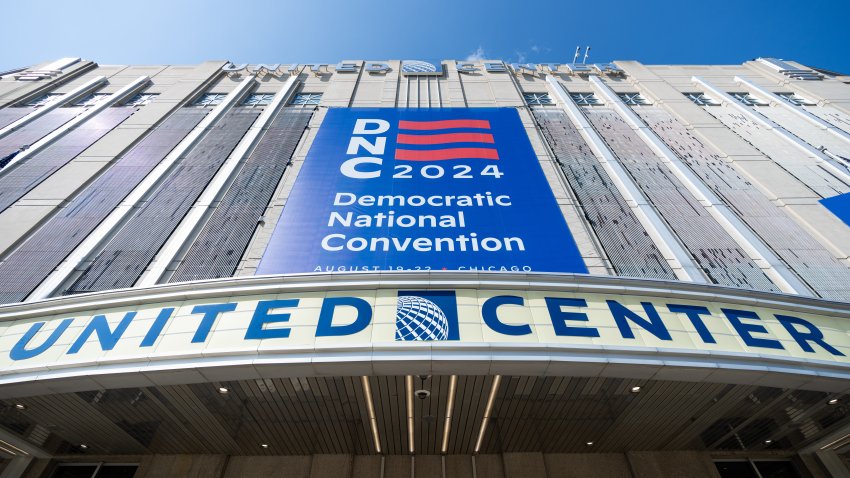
[764,439,773,444]
[261,443,269,449]
[828,398,839,405]
[79,444,88,450]
[586,441,594,446]
[218,386,229,394]
[14,404,26,410]
[630,386,641,393]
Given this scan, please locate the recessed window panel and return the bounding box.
[730,92,768,106]
[685,92,720,106]
[618,92,650,105]
[70,93,109,107]
[523,92,554,105]
[243,93,275,106]
[124,93,157,106]
[23,93,63,107]
[192,93,228,107]
[290,93,322,105]
[570,92,602,106]
[776,92,816,106]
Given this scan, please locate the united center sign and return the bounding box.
[1,274,848,395]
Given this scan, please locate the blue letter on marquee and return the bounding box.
[667,304,716,344]
[245,299,299,340]
[10,318,74,361]
[140,307,175,347]
[721,308,783,350]
[776,314,844,356]
[191,303,237,343]
[482,296,531,336]
[546,298,599,337]
[68,312,136,354]
[608,301,672,341]
[316,297,372,337]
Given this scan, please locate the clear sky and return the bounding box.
[3,0,848,74]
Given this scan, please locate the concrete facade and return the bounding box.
[0,57,849,477]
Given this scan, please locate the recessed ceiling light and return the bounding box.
[79,444,88,450]
[218,386,229,394]
[764,439,773,444]
[14,404,26,410]
[828,398,839,405]
[585,441,594,446]
[630,386,641,393]
[261,443,269,449]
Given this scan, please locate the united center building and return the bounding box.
[0,56,848,478]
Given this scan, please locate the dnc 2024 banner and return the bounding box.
[257,108,587,274]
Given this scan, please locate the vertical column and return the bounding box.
[734,75,850,145]
[590,75,811,295]
[28,75,257,301]
[692,76,850,184]
[137,76,300,286]
[0,75,107,140]
[0,75,149,173]
[546,76,706,283]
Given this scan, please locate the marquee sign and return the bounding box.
[1,275,849,394]
[257,108,588,275]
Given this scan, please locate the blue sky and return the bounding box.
[4,0,848,74]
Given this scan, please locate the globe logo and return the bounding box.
[395,295,450,341]
[401,60,441,75]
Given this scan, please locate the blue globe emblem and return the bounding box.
[401,60,439,74]
[395,295,450,341]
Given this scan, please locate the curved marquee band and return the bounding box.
[0,271,849,399]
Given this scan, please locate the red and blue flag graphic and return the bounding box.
[395,119,499,161]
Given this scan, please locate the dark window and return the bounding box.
[51,464,138,478]
[754,461,801,478]
[715,460,800,478]
[715,461,759,478]
[51,465,99,478]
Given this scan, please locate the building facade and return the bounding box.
[0,56,848,477]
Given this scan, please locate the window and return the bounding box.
[776,92,816,106]
[570,92,602,106]
[50,464,138,478]
[685,92,720,106]
[715,460,800,478]
[290,93,322,105]
[618,93,650,105]
[730,92,768,106]
[523,92,554,106]
[192,93,227,107]
[242,93,275,106]
[70,94,109,107]
[22,93,63,107]
[124,93,157,106]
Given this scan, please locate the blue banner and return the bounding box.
[257,108,587,274]
[821,192,850,228]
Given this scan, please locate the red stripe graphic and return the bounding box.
[398,119,491,130]
[395,148,499,161]
[397,132,495,145]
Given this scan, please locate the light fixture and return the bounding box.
[14,404,26,410]
[261,443,269,449]
[474,375,502,454]
[361,376,382,453]
[764,439,773,444]
[630,386,641,393]
[406,375,415,455]
[218,386,229,394]
[79,444,88,450]
[586,441,594,446]
[441,375,458,454]
[828,398,839,405]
